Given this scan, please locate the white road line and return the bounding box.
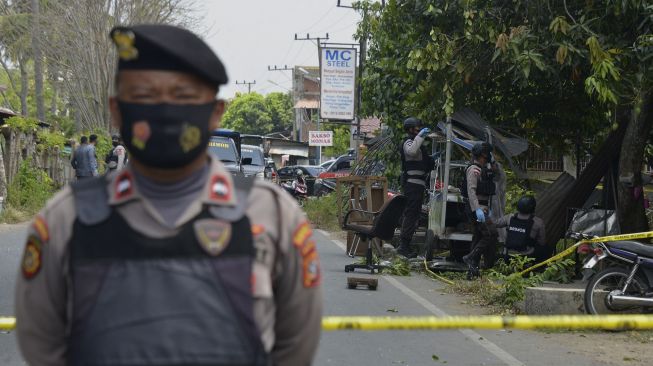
[321,232,524,366]
[383,276,524,366]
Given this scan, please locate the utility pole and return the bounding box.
[268,65,295,139]
[235,80,256,93]
[294,33,329,164]
[337,1,370,150]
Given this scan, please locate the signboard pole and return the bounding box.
[317,43,322,165]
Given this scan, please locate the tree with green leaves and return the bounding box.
[222,92,295,135]
[358,0,653,232]
[264,92,294,133]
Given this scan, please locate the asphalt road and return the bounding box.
[0,223,619,365]
[0,223,28,366]
[312,229,611,366]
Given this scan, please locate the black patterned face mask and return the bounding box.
[118,101,215,169]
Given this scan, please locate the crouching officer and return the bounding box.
[493,195,547,263]
[15,24,322,366]
[397,117,434,258]
[462,142,498,278]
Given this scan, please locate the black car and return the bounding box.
[241,144,266,180]
[277,165,323,196]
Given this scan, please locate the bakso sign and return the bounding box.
[309,131,333,147]
[320,47,356,120]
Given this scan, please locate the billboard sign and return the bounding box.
[320,47,356,120]
[309,131,333,147]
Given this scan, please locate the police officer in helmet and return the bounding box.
[397,117,434,258]
[462,141,499,277]
[16,24,322,366]
[493,195,547,262]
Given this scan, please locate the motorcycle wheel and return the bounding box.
[583,266,650,315]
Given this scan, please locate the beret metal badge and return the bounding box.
[112,29,139,61]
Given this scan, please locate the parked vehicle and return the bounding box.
[320,159,336,171]
[574,232,653,314]
[314,154,355,196]
[278,165,322,196]
[241,144,266,180]
[281,169,308,205]
[208,132,242,176]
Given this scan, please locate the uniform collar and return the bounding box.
[107,155,237,207]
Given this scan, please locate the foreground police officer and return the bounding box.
[397,117,433,258]
[462,142,498,277]
[493,195,547,263]
[16,24,322,366]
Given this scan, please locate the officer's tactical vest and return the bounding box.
[461,163,496,199]
[399,136,433,186]
[505,214,536,250]
[68,176,268,366]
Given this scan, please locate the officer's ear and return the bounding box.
[109,96,121,130]
[209,99,226,130]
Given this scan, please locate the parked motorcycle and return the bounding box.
[572,232,653,314]
[282,169,308,205]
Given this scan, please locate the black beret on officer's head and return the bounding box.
[110,24,228,89]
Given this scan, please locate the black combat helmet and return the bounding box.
[403,117,423,132]
[471,142,493,158]
[517,195,536,214]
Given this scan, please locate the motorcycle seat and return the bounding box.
[607,240,653,258]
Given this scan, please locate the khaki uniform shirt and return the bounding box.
[15,156,323,366]
[465,160,499,212]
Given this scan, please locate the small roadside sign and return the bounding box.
[309,131,333,147]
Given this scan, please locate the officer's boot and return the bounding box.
[463,247,482,280]
[397,242,416,259]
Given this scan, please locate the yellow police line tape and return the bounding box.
[518,230,653,277]
[0,317,15,331]
[423,258,455,285]
[322,315,653,331]
[4,315,653,332]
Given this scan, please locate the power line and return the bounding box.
[235,80,256,93]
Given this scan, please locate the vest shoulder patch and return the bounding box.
[194,219,232,256]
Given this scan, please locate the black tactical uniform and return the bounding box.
[397,117,433,257]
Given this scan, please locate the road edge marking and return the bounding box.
[317,230,524,366]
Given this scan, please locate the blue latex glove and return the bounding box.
[475,208,486,223]
[418,127,431,137]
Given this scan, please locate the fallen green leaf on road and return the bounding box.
[387,308,399,313]
[432,354,439,361]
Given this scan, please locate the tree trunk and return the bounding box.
[617,92,653,233]
[19,56,29,116]
[0,133,7,200]
[31,0,45,122]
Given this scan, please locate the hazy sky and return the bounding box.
[198,0,361,99]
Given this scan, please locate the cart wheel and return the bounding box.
[348,283,356,289]
[344,267,350,273]
[368,284,377,290]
